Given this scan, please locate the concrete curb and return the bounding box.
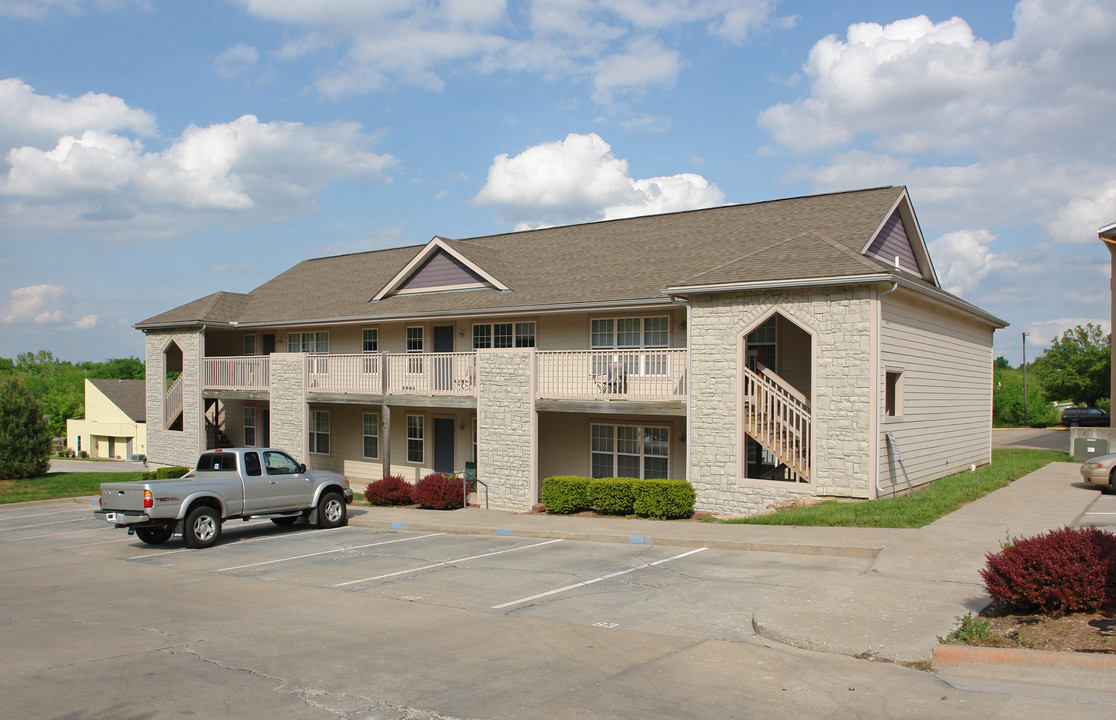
[345,513,886,559]
[932,643,1116,691]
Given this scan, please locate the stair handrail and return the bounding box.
[741,364,811,480]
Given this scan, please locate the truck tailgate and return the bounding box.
[99,483,150,512]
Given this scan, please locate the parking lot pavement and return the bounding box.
[4,502,871,645]
[8,498,1116,718]
[1078,489,1116,531]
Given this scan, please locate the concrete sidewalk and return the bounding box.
[348,462,1112,683]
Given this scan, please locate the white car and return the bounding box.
[1079,452,1116,493]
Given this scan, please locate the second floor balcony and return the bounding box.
[202,348,687,404]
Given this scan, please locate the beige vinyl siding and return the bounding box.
[877,291,993,494]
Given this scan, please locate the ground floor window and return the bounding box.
[407,415,424,463]
[590,424,669,479]
[363,412,379,459]
[309,410,330,455]
[244,407,256,447]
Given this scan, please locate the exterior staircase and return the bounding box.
[165,375,183,430]
[740,364,811,481]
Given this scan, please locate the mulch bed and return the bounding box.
[982,603,1116,653]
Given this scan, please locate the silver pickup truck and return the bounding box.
[94,448,353,548]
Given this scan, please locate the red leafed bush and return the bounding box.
[364,475,414,506]
[412,472,465,511]
[980,526,1116,614]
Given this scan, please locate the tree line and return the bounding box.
[994,323,1111,427]
[0,350,145,439]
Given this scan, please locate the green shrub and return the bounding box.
[141,466,190,481]
[540,476,592,514]
[588,477,637,515]
[632,479,696,519]
[0,377,52,480]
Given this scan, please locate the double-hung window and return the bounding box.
[243,334,256,356]
[309,410,330,455]
[243,407,256,447]
[289,331,330,374]
[591,424,669,479]
[406,327,424,374]
[362,412,379,459]
[472,321,536,349]
[407,415,424,463]
[362,329,380,375]
[590,316,669,375]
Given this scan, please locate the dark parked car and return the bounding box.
[1060,407,1110,427]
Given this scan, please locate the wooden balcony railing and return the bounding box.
[203,356,270,391]
[306,354,381,394]
[384,352,477,396]
[536,349,687,402]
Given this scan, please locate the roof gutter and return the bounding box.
[665,273,1007,328]
[142,297,679,332]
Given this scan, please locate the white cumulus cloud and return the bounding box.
[928,229,1016,297]
[473,132,724,229]
[0,284,98,330]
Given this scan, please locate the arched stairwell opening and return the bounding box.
[740,313,812,483]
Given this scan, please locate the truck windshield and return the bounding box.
[197,453,238,471]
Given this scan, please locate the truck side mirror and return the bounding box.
[299,463,306,473]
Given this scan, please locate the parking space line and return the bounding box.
[491,547,708,610]
[0,508,92,522]
[61,537,135,549]
[215,533,444,572]
[334,538,564,587]
[0,518,89,532]
[127,526,354,559]
[6,527,107,541]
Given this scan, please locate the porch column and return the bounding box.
[381,404,391,475]
[269,353,308,462]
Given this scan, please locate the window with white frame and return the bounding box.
[472,321,536,349]
[243,334,256,356]
[362,329,380,374]
[309,410,330,455]
[288,331,329,354]
[406,326,424,374]
[590,424,669,479]
[407,415,424,463]
[362,412,379,459]
[244,407,256,447]
[590,316,669,375]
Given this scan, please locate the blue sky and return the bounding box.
[1,0,1112,366]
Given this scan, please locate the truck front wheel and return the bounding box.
[317,492,347,529]
[184,506,222,548]
[136,526,174,545]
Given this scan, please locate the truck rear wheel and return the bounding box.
[317,492,347,529]
[136,526,174,545]
[184,506,221,548]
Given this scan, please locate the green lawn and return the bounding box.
[723,448,1072,528]
[0,472,142,504]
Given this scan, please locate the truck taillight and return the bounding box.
[98,495,102,506]
[143,490,153,509]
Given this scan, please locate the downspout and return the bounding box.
[874,283,898,496]
[671,297,692,487]
[198,324,207,456]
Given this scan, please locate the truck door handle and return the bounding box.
[269,480,278,484]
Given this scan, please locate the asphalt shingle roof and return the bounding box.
[137,186,920,328]
[89,378,146,423]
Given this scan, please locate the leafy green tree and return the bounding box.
[994,369,1060,427]
[1034,324,1111,407]
[0,377,52,479]
[994,356,1011,370]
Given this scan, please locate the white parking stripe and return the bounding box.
[492,547,708,610]
[215,533,444,572]
[7,527,107,541]
[0,518,89,532]
[61,537,135,548]
[127,525,353,559]
[334,538,564,587]
[0,508,93,522]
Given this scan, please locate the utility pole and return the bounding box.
[1022,331,1028,427]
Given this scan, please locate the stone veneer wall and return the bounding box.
[688,287,874,516]
[268,353,308,464]
[145,329,201,469]
[476,349,536,510]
